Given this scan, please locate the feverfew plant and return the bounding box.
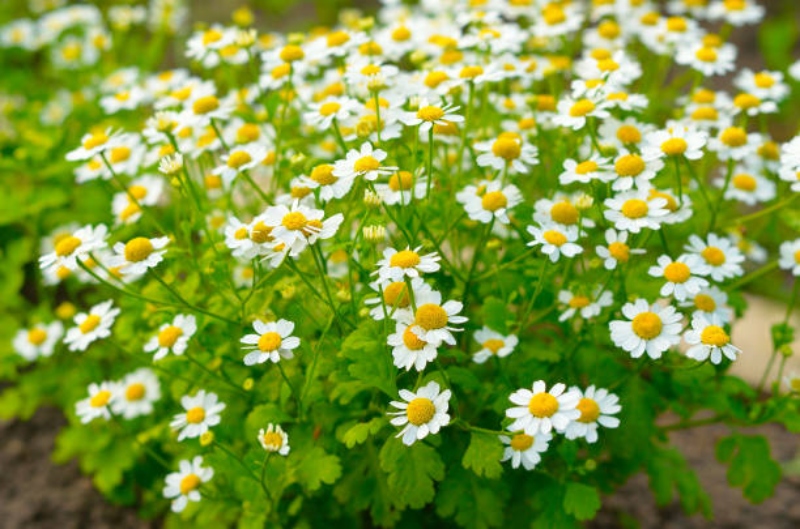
[2,0,800,527]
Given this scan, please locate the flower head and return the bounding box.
[388,381,451,446]
[506,381,581,436]
[163,456,213,513]
[241,319,300,365]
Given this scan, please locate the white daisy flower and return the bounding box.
[642,125,708,161]
[679,286,734,325]
[39,223,108,271]
[648,254,710,302]
[474,133,539,174]
[684,233,745,281]
[472,328,518,364]
[12,321,63,361]
[64,300,120,352]
[111,368,161,419]
[398,290,467,347]
[684,314,741,364]
[258,423,290,455]
[457,180,522,225]
[499,430,551,470]
[707,126,754,162]
[557,288,614,321]
[400,99,464,133]
[387,321,439,372]
[374,170,428,206]
[717,169,776,206]
[163,456,214,513]
[779,238,800,277]
[66,129,122,161]
[778,164,800,193]
[170,390,226,442]
[364,276,430,322]
[783,370,800,393]
[604,190,670,233]
[563,385,621,443]
[675,42,737,77]
[595,229,645,270]
[304,96,360,130]
[388,381,451,446]
[609,299,683,360]
[559,156,613,185]
[241,319,300,365]
[75,381,119,424]
[332,142,397,181]
[144,314,197,361]
[526,223,583,263]
[708,0,764,26]
[533,195,595,230]
[109,236,170,276]
[609,151,664,192]
[261,201,344,257]
[212,143,268,187]
[301,163,356,202]
[374,246,441,282]
[553,95,611,131]
[506,381,581,436]
[111,175,165,225]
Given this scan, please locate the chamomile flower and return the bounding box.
[680,286,734,324]
[708,0,764,26]
[212,144,268,186]
[779,238,800,277]
[472,328,518,364]
[563,386,621,443]
[596,229,645,270]
[675,42,736,76]
[170,390,226,442]
[64,300,120,352]
[258,424,290,455]
[684,233,744,281]
[526,223,583,263]
[111,175,164,225]
[400,290,467,347]
[261,202,343,257]
[163,456,214,513]
[66,129,121,161]
[559,156,613,185]
[643,126,707,161]
[609,299,683,360]
[109,236,170,276]
[604,190,670,233]
[39,223,108,271]
[609,151,664,192]
[400,99,464,133]
[301,163,356,202]
[111,368,161,419]
[648,254,710,301]
[13,321,63,361]
[778,164,800,192]
[783,371,800,394]
[75,381,119,424]
[144,314,197,361]
[388,381,451,446]
[718,169,776,205]
[506,381,581,436]
[684,314,741,364]
[241,319,300,365]
[557,289,614,321]
[364,276,429,322]
[499,431,551,471]
[374,170,428,206]
[708,126,754,162]
[534,195,595,230]
[374,246,441,282]
[333,142,396,181]
[457,180,522,225]
[387,321,439,372]
[553,95,611,131]
[474,132,539,174]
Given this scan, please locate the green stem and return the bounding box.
[150,270,236,324]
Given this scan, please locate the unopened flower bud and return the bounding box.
[336,287,352,302]
[232,6,254,27]
[575,193,594,210]
[55,302,77,320]
[409,50,427,66]
[243,378,254,391]
[280,284,296,300]
[358,17,375,31]
[235,28,257,47]
[200,431,215,446]
[486,239,502,251]
[780,345,794,358]
[290,152,307,169]
[159,153,183,175]
[363,225,386,243]
[363,189,382,208]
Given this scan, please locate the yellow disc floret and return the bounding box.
[258,331,282,352]
[528,392,559,418]
[406,397,436,425]
[124,237,154,262]
[631,311,662,340]
[414,304,448,330]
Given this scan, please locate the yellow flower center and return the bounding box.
[424,71,449,88]
[90,389,111,408]
[235,123,260,143]
[234,227,248,240]
[389,250,421,268]
[794,250,800,265]
[406,397,436,426]
[694,294,717,312]
[55,235,82,257]
[128,185,148,200]
[754,72,775,88]
[757,141,780,160]
[701,246,726,266]
[28,328,48,345]
[734,93,760,109]
[491,137,521,161]
[202,29,223,45]
[598,20,621,39]
[574,160,597,175]
[227,150,252,169]
[543,4,566,25]
[186,406,206,424]
[354,156,380,173]
[649,189,678,212]
[661,138,688,156]
[664,262,691,283]
[192,95,219,116]
[608,241,630,262]
[109,146,131,164]
[389,171,413,192]
[250,221,273,244]
[262,431,284,449]
[700,325,730,347]
[621,199,648,219]
[258,331,282,352]
[577,398,601,423]
[79,314,102,334]
[125,383,146,401]
[326,30,349,47]
[724,0,745,11]
[272,63,291,79]
[124,237,154,262]
[414,303,448,330]
[510,433,534,451]
[550,201,579,225]
[569,99,596,117]
[383,282,410,308]
[179,473,202,495]
[695,47,718,62]
[528,392,559,418]
[666,16,687,32]
[402,327,427,350]
[569,296,591,309]
[417,106,445,122]
[481,191,508,212]
[631,311,663,340]
[617,125,642,144]
[282,211,308,231]
[319,102,341,117]
[732,174,757,191]
[536,95,556,111]
[482,338,505,354]
[720,127,747,147]
[391,26,411,41]
[361,64,382,76]
[615,154,645,177]
[158,326,183,348]
[82,132,108,150]
[279,44,304,62]
[307,164,335,186]
[691,106,718,121]
[459,65,484,79]
[543,230,567,247]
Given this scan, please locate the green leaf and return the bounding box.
[462,431,503,479]
[436,466,507,529]
[716,434,781,504]
[379,436,445,509]
[341,417,387,448]
[758,17,797,70]
[563,482,601,521]
[293,446,342,492]
[339,320,396,397]
[646,446,712,517]
[481,297,509,333]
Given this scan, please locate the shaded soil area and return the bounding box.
[2,407,799,528]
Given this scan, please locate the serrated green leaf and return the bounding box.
[716,434,781,504]
[379,436,444,509]
[341,417,386,448]
[339,320,396,397]
[436,466,507,529]
[481,297,509,333]
[563,482,601,521]
[646,446,712,517]
[294,446,342,492]
[462,431,503,479]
